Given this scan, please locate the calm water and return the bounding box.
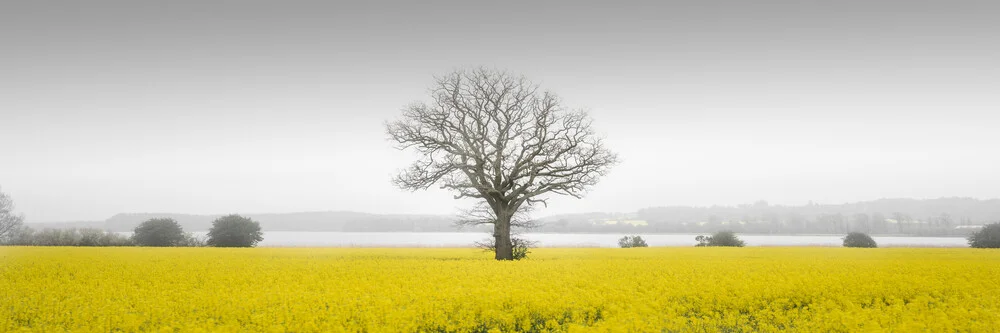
[173,232,968,248]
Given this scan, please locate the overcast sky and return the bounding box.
[2,0,998,222]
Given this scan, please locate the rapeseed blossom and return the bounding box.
[2,247,998,332]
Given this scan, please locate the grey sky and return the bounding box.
[2,0,998,222]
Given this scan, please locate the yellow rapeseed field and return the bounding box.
[2,247,999,332]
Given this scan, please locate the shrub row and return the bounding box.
[131,215,263,247]
[3,214,263,248]
[5,227,134,246]
[618,223,1000,249]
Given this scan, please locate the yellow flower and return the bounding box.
[1,247,998,332]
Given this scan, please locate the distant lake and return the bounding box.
[164,232,969,248]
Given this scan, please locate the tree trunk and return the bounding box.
[493,212,514,260]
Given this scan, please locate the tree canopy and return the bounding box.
[0,187,24,242]
[843,232,878,248]
[968,223,1000,248]
[207,214,263,247]
[132,218,186,247]
[387,68,617,260]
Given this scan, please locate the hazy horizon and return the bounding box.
[18,196,1000,224]
[3,0,999,223]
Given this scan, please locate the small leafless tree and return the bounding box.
[386,68,618,260]
[0,187,25,242]
[455,201,539,231]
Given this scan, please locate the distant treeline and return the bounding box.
[535,197,999,236]
[5,227,133,246]
[31,212,461,233]
[22,198,1000,237]
[2,227,205,247]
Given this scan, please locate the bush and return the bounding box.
[695,231,745,247]
[618,235,648,248]
[178,232,208,247]
[78,228,134,246]
[132,218,186,247]
[509,238,532,260]
[843,232,877,248]
[476,237,535,260]
[207,214,264,247]
[968,223,1000,248]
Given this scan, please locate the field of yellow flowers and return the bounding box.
[2,247,999,332]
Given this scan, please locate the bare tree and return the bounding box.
[386,68,618,260]
[0,187,25,242]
